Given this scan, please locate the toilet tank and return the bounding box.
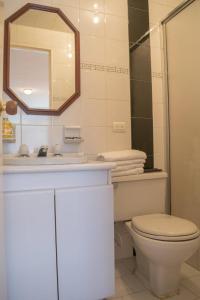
[113,172,168,221]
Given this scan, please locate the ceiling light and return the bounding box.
[93,3,99,10]
[67,53,73,59]
[93,14,100,24]
[23,89,32,95]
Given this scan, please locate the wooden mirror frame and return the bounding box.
[3,3,80,116]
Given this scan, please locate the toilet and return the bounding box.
[113,173,200,299]
[126,214,200,298]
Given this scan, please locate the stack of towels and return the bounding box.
[97,150,147,177]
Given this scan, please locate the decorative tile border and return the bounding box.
[152,72,163,78]
[81,63,129,75]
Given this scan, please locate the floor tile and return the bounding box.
[115,258,136,278]
[121,287,197,299]
[108,259,200,300]
[113,273,145,298]
[108,258,145,299]
[182,275,200,296]
[122,291,157,299]
[181,263,200,280]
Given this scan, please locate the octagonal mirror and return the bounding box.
[4,3,80,115]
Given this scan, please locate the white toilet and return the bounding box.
[126,214,200,298]
[113,173,200,299]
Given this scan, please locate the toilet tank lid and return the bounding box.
[131,214,199,237]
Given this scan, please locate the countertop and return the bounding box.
[3,161,116,174]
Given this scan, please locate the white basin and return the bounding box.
[3,152,87,166]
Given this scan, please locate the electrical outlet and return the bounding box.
[112,122,126,133]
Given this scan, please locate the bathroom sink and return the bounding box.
[3,152,87,166]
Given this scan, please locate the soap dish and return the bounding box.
[63,126,84,144]
[64,137,84,144]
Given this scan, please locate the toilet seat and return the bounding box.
[131,214,200,241]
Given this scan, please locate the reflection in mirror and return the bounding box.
[8,7,77,111]
[10,47,50,109]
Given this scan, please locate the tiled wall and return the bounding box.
[128,0,154,169]
[128,0,149,45]
[128,0,184,171]
[4,0,131,156]
[3,0,184,166]
[130,37,154,169]
[149,0,183,170]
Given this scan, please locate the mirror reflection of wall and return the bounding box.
[10,47,50,109]
[9,9,75,110]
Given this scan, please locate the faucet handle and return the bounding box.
[39,145,48,149]
[37,145,48,157]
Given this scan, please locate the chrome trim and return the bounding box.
[162,0,197,24]
[130,1,197,51]
[129,26,156,50]
[162,22,171,214]
[161,0,198,214]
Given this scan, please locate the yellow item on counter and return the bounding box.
[2,117,16,142]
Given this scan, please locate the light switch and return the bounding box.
[112,122,126,133]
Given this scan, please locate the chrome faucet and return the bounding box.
[37,145,48,157]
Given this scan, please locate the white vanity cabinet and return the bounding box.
[5,190,58,300]
[3,163,115,300]
[56,186,114,300]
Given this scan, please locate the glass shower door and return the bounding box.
[164,0,200,269]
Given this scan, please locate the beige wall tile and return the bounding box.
[106,72,130,101]
[106,127,131,151]
[82,99,107,127]
[83,126,107,154]
[105,0,128,18]
[52,0,79,8]
[52,97,82,126]
[105,39,129,67]
[81,69,106,99]
[107,100,130,127]
[79,9,105,37]
[81,35,105,64]
[4,0,131,155]
[80,0,105,13]
[152,77,164,104]
[105,14,128,41]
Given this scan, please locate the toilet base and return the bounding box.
[149,262,180,299]
[126,221,200,299]
[135,247,180,299]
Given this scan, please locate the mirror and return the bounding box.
[4,3,80,115]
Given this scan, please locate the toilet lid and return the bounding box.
[131,214,199,238]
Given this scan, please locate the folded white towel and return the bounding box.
[112,163,144,173]
[112,168,144,177]
[97,150,147,162]
[114,159,146,166]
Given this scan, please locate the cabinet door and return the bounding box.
[56,185,114,300]
[5,190,58,300]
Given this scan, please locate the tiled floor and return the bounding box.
[107,258,200,300]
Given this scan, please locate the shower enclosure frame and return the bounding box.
[161,0,197,213]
